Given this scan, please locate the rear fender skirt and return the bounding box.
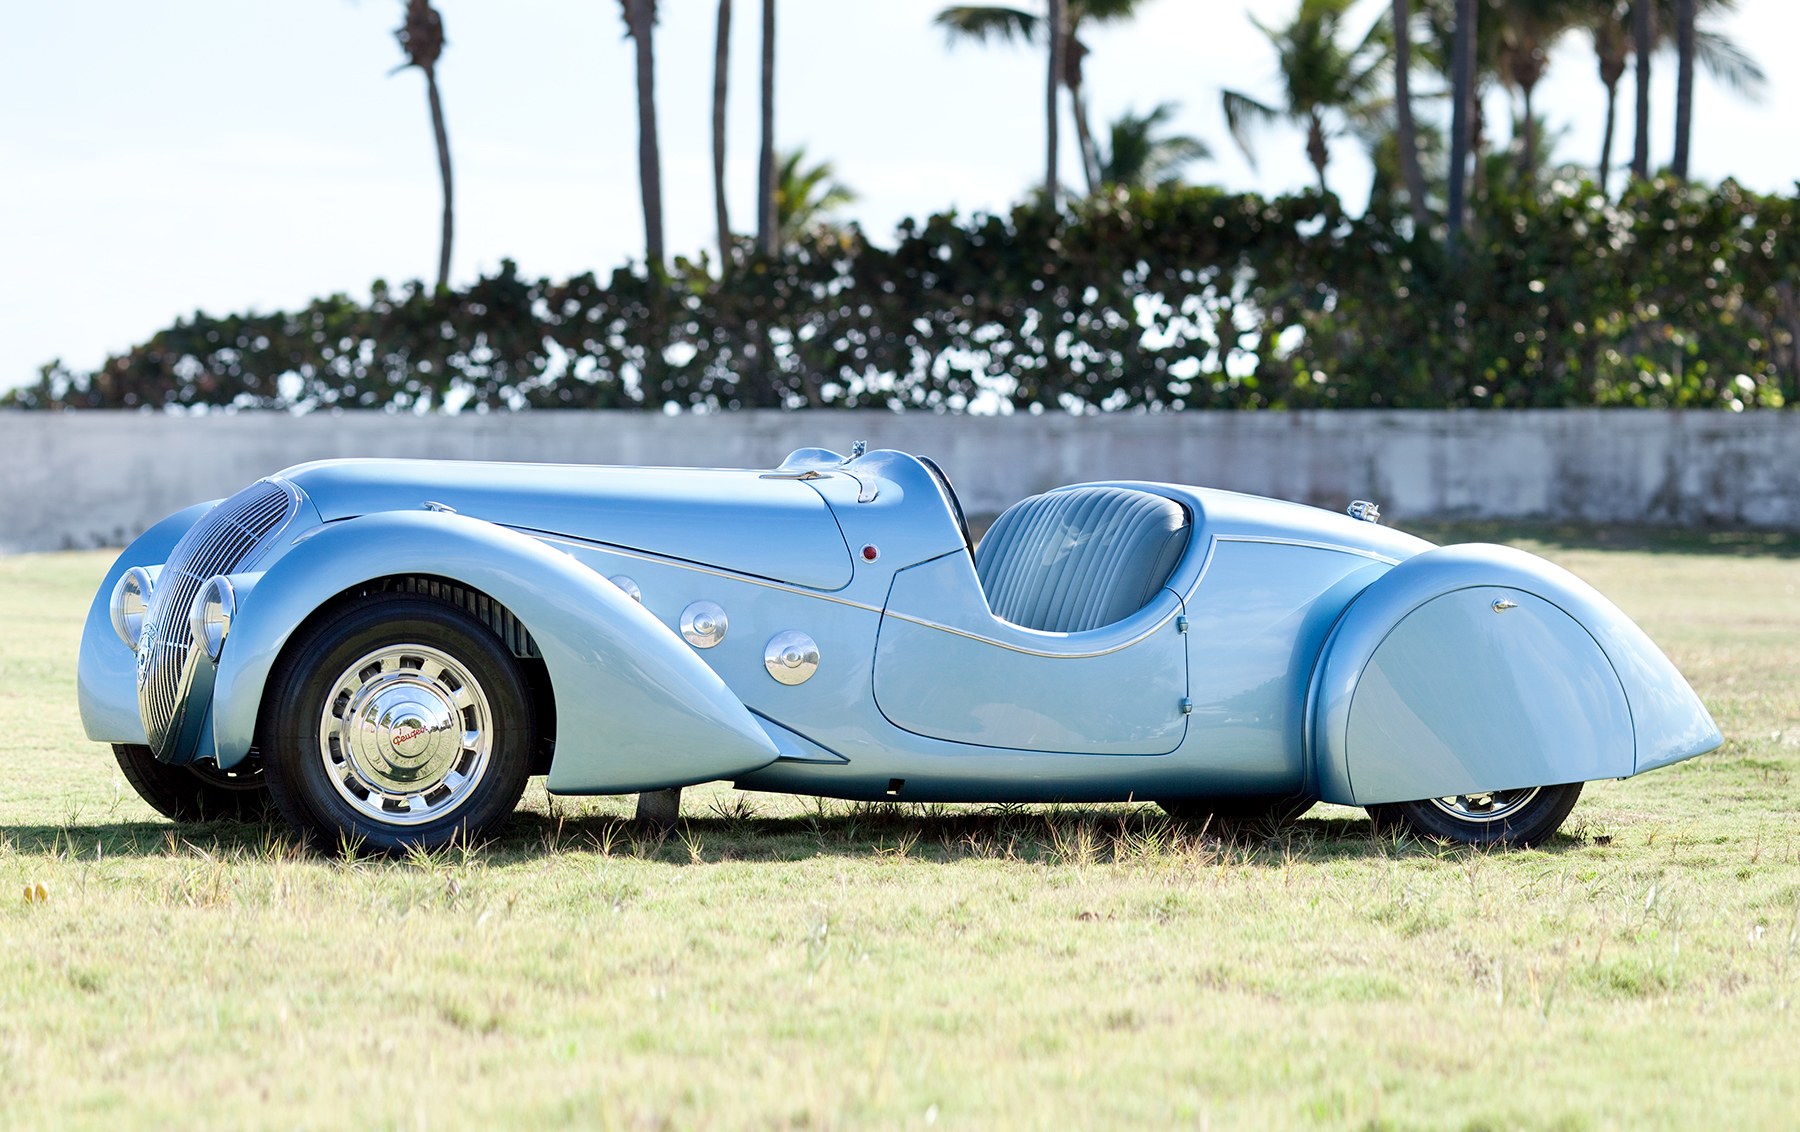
[209,510,780,790]
[1307,543,1721,806]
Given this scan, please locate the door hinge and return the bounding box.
[1176,616,1189,634]
[1179,697,1193,716]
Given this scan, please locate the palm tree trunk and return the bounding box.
[1306,112,1328,192]
[1599,78,1619,192]
[1593,19,1628,195]
[1070,81,1101,194]
[625,0,664,271]
[1631,0,1652,179]
[712,0,732,268]
[424,67,453,291]
[757,0,777,255]
[1447,0,1475,256]
[1391,0,1428,228]
[1672,0,1695,177]
[1521,81,1537,181]
[396,0,453,290]
[1045,0,1065,204]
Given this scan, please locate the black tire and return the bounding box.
[1158,793,1315,831]
[112,743,274,823]
[1366,782,1584,848]
[260,595,536,853]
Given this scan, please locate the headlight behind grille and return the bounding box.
[110,565,158,650]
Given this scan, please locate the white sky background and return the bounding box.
[2,0,1796,395]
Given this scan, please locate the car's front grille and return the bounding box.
[138,479,299,758]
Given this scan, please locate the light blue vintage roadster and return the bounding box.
[79,445,1721,851]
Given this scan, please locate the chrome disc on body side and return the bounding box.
[319,644,493,826]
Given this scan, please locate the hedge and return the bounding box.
[8,178,1796,413]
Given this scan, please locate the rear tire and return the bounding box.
[1366,783,1583,848]
[113,743,273,823]
[261,596,536,853]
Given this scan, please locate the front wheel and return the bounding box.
[1366,783,1584,848]
[261,596,536,853]
[112,743,273,823]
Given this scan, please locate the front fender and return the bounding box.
[210,511,781,791]
[1308,543,1721,806]
[77,501,220,744]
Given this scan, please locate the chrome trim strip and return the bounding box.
[525,533,887,615]
[1208,534,1402,566]
[527,530,1396,661]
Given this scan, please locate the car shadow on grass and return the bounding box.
[0,819,296,860]
[1,803,1595,866]
[496,802,1595,869]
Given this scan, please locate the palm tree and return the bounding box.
[394,0,453,290]
[935,1,1151,196]
[1588,2,1630,189]
[619,0,664,271]
[1420,0,1504,201]
[1446,0,1475,254]
[1670,0,1767,173]
[1671,0,1694,176]
[1220,0,1387,193]
[1390,0,1431,227]
[1359,102,1447,210]
[1631,0,1652,178]
[1677,0,1765,99]
[757,0,777,255]
[1096,103,1210,188]
[712,0,732,267]
[1587,0,1760,187]
[1494,0,1583,181]
[1047,0,1066,201]
[775,148,856,244]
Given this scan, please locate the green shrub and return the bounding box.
[8,179,1795,412]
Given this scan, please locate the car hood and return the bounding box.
[278,459,854,591]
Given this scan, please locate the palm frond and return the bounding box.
[1220,89,1281,170]
[1072,0,1152,28]
[1694,27,1767,97]
[933,6,1043,47]
[1099,101,1211,187]
[776,147,857,243]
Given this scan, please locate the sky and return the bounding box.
[3,0,1796,396]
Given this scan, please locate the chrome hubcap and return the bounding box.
[1426,787,1542,824]
[319,644,491,826]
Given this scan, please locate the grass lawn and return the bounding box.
[2,532,1796,1130]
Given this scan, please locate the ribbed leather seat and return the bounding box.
[975,487,1191,633]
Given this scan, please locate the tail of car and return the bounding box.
[1307,543,1722,806]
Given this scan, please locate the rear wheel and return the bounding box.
[261,596,536,853]
[112,743,272,823]
[1366,783,1583,848]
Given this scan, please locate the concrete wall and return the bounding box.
[3,409,1797,553]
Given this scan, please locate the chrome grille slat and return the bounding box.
[139,480,299,756]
